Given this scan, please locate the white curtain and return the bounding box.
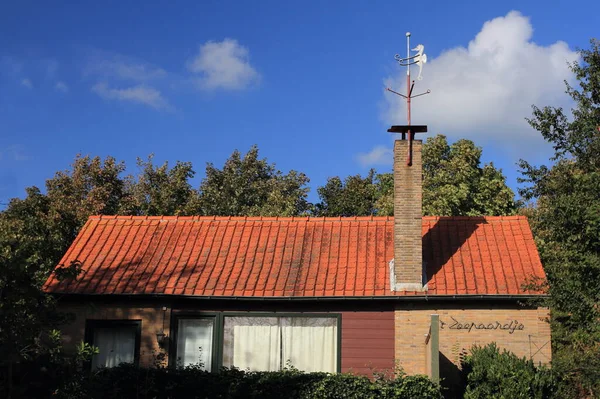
[92,326,136,370]
[222,317,337,372]
[176,319,214,370]
[232,324,281,371]
[282,319,337,372]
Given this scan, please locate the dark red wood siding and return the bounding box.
[341,311,395,375]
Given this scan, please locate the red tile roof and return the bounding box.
[43,215,546,297]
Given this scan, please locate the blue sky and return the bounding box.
[1,1,598,205]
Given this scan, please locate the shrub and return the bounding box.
[385,375,445,399]
[461,343,559,399]
[310,373,375,398]
[50,365,442,399]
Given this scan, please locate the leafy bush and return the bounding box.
[2,334,97,399]
[50,364,442,399]
[461,343,559,399]
[310,373,375,398]
[9,336,441,399]
[385,375,445,399]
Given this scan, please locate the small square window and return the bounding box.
[176,318,215,371]
[85,320,141,370]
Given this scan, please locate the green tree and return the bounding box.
[129,155,201,216]
[0,190,81,397]
[0,187,69,278]
[316,170,393,216]
[41,154,134,258]
[197,146,311,216]
[46,154,132,223]
[519,39,600,398]
[316,170,375,216]
[422,135,517,216]
[0,158,125,396]
[316,135,517,217]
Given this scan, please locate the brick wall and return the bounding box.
[393,139,424,291]
[59,302,171,367]
[58,300,551,382]
[395,305,551,378]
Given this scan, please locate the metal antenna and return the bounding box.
[386,32,431,166]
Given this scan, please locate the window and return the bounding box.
[223,316,337,372]
[85,320,141,370]
[172,313,339,373]
[175,318,215,370]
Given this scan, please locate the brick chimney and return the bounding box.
[392,138,426,291]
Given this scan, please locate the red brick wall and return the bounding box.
[59,302,171,367]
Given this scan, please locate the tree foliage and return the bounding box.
[0,190,81,397]
[129,155,201,216]
[198,146,311,217]
[422,135,517,216]
[519,38,600,398]
[316,169,392,216]
[316,134,517,217]
[46,154,132,226]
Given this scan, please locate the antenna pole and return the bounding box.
[406,32,411,124]
[386,32,430,166]
[406,32,413,165]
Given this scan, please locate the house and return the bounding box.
[43,138,551,383]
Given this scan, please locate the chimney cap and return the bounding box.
[387,125,428,134]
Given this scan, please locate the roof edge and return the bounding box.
[86,215,528,222]
[49,293,547,301]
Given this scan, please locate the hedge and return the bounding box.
[50,365,443,399]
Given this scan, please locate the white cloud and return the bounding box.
[85,51,173,109]
[86,53,167,82]
[94,60,166,81]
[187,38,260,90]
[379,11,577,163]
[357,146,393,166]
[21,78,32,89]
[55,81,69,92]
[92,82,171,110]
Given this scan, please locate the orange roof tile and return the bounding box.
[43,215,546,297]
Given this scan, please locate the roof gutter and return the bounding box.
[50,293,547,302]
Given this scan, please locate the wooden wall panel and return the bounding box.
[341,311,395,376]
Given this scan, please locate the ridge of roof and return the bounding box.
[87,215,527,222]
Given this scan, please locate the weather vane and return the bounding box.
[386,32,430,166]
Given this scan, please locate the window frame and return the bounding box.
[170,313,221,371]
[169,312,342,372]
[84,319,142,369]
